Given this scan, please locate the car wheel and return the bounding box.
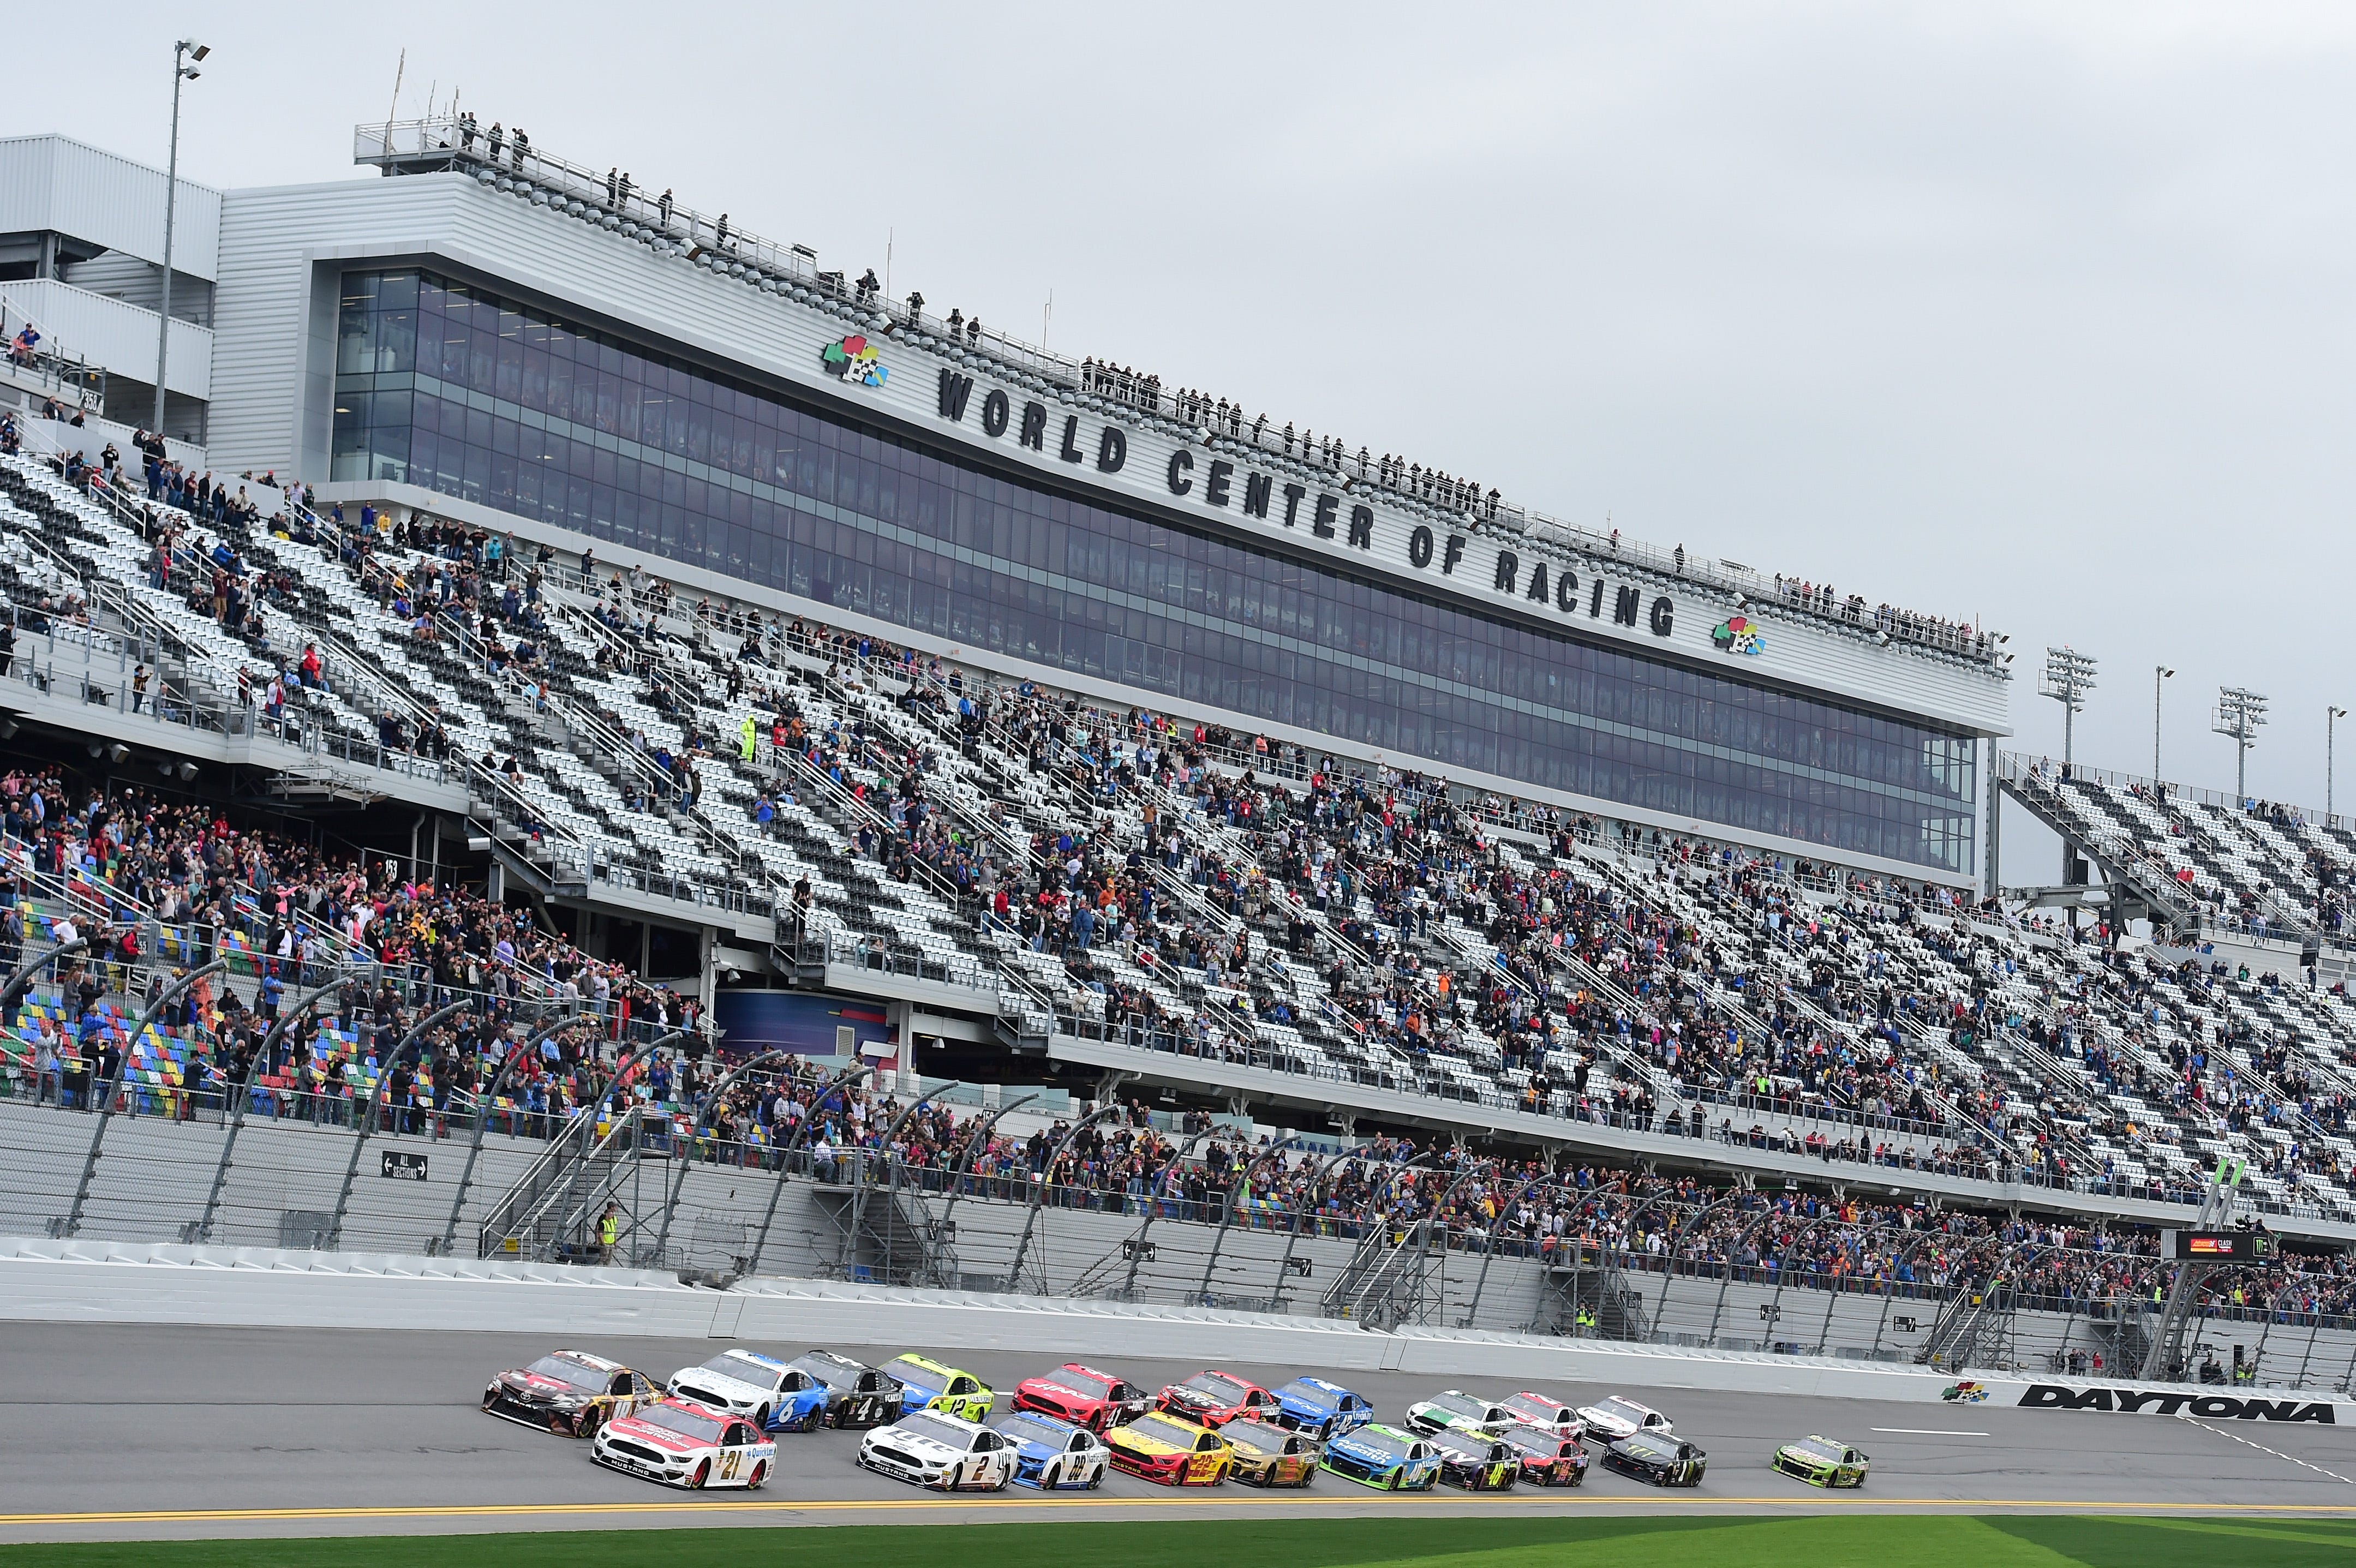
[575,1408,601,1439]
[1087,1466,1103,1491]
[1043,1464,1060,1490]
[992,1465,1010,1493]
[480,1389,498,1412]
[944,1464,961,1491]
[689,1459,710,1489]
[755,1404,772,1430]
[1388,1473,1401,1492]
[748,1461,768,1490]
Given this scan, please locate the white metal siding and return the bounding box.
[1,278,210,399]
[0,135,221,279]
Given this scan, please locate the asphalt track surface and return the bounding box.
[5,1324,2355,1541]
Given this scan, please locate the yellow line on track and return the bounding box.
[10,1496,2356,1527]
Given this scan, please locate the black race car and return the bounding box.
[1602,1429,1707,1487]
[1427,1429,1521,1491]
[786,1350,904,1429]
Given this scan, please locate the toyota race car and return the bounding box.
[1319,1423,1443,1492]
[1499,1423,1588,1486]
[880,1354,996,1421]
[857,1409,1015,1491]
[1498,1391,1583,1438]
[1270,1377,1373,1439]
[1772,1434,1870,1488]
[1218,1417,1320,1488]
[788,1350,903,1429]
[665,1349,827,1432]
[1603,1430,1708,1487]
[1576,1395,1673,1441]
[482,1349,655,1437]
[1013,1363,1151,1432]
[993,1411,1111,1489]
[1106,1410,1233,1486]
[593,1397,776,1489]
[1155,1369,1279,1428]
[1404,1390,1517,1440]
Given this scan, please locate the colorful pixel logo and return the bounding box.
[1712,615,1765,656]
[821,334,887,388]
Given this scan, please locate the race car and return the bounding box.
[787,1350,904,1429]
[1155,1368,1279,1428]
[592,1396,776,1489]
[1498,1391,1583,1438]
[1404,1390,1517,1440]
[1428,1429,1521,1492]
[1771,1434,1870,1488]
[481,1349,656,1437]
[665,1348,828,1432]
[992,1411,1111,1489]
[1013,1362,1151,1432]
[856,1409,1015,1491]
[1498,1423,1588,1486]
[1602,1430,1708,1487]
[1319,1423,1442,1491]
[1270,1377,1373,1439]
[1217,1417,1320,1488]
[1576,1395,1673,1442]
[880,1353,996,1421]
[1105,1409,1233,1486]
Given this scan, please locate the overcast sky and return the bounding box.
[11,3,2353,872]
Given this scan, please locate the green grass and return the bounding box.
[11,1517,2356,1568]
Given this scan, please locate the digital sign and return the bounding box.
[2169,1230,2269,1262]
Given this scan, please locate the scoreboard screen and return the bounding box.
[2168,1230,2269,1261]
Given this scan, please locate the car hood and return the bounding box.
[1022,1379,1101,1406]
[871,1425,964,1460]
[499,1369,587,1399]
[606,1419,705,1454]
[670,1369,768,1402]
[1108,1428,1189,1458]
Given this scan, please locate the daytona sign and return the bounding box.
[2018,1384,2334,1422]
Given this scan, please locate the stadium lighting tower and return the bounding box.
[2153,665,2174,783]
[153,39,209,434]
[2330,705,2347,821]
[2212,686,2268,802]
[2040,647,2098,767]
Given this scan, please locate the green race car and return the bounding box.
[1771,1434,1870,1488]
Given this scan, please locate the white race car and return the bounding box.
[1575,1395,1673,1442]
[666,1347,825,1432]
[593,1396,777,1489]
[1499,1391,1584,1438]
[857,1409,1016,1491]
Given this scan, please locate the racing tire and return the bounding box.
[689,1459,710,1489]
[1087,1467,1103,1491]
[755,1405,772,1431]
[1387,1473,1401,1492]
[480,1389,497,1413]
[574,1408,602,1440]
[944,1465,961,1492]
[747,1461,768,1491]
[1043,1464,1060,1491]
[992,1467,1010,1493]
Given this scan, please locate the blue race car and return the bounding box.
[1271,1376,1373,1440]
[663,1348,829,1432]
[992,1410,1111,1489]
[1319,1422,1442,1491]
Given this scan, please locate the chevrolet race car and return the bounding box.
[482,1349,655,1437]
[1107,1409,1233,1486]
[1499,1423,1588,1486]
[992,1411,1111,1489]
[1155,1368,1279,1428]
[1218,1417,1320,1488]
[1603,1430,1708,1487]
[1428,1429,1520,1492]
[880,1354,996,1421]
[1771,1434,1870,1488]
[1270,1377,1373,1439]
[857,1409,1015,1491]
[1404,1390,1516,1440]
[1576,1395,1673,1441]
[788,1350,903,1429]
[665,1348,827,1432]
[1319,1422,1442,1492]
[1013,1362,1151,1432]
[1498,1391,1583,1438]
[593,1397,776,1489]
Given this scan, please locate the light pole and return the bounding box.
[153,39,208,435]
[2331,707,2347,822]
[2213,686,2268,804]
[2040,647,2098,768]
[2153,666,2173,785]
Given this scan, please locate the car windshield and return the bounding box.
[1182,1373,1249,1401]
[696,1355,782,1391]
[1623,1432,1676,1456]
[790,1354,863,1389]
[1501,1428,1560,1456]
[1791,1437,1847,1462]
[1128,1414,1203,1447]
[997,1415,1072,1448]
[880,1357,941,1387]
[1597,1398,1652,1424]
[1346,1429,1410,1460]
[1053,1368,1113,1397]
[1503,1395,1559,1420]
[1431,1394,1487,1418]
[1225,1420,1290,1450]
[896,1413,973,1448]
[632,1404,725,1444]
[523,1355,606,1391]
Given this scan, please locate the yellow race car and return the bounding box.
[1218,1416,1319,1488]
[878,1354,997,1422]
[1107,1409,1233,1486]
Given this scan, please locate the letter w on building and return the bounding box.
[937,369,974,422]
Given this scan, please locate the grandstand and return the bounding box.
[3,117,2353,1391]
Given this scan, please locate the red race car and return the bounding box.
[1155,1369,1279,1429]
[1013,1363,1152,1432]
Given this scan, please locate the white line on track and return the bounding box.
[1869,1428,1990,1437]
[2178,1415,2356,1485]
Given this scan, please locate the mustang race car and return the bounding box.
[1218,1417,1320,1488]
[857,1409,1015,1491]
[1576,1395,1674,1442]
[482,1349,655,1437]
[1106,1409,1233,1486]
[1498,1391,1583,1438]
[665,1348,827,1432]
[1404,1390,1517,1440]
[1427,1429,1520,1492]
[1319,1422,1443,1492]
[880,1354,996,1421]
[1498,1423,1588,1486]
[788,1350,904,1429]
[993,1411,1111,1489]
[593,1397,776,1489]
[1013,1362,1151,1431]
[1270,1377,1373,1439]
[1771,1434,1870,1488]
[1155,1368,1279,1428]
[1603,1430,1708,1487]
